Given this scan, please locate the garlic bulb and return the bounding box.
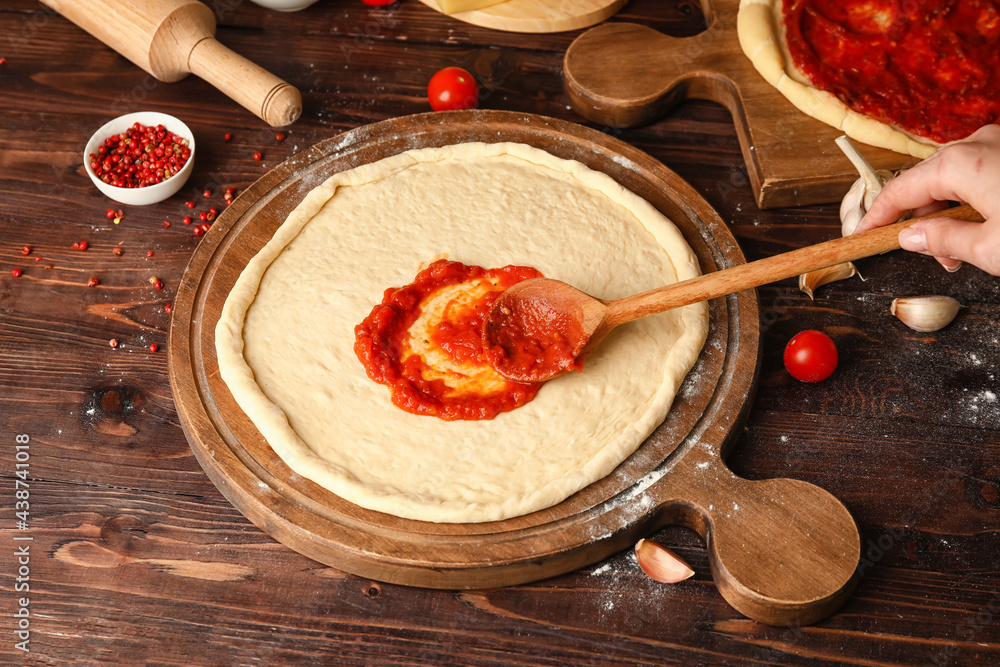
[634,538,695,584]
[891,295,961,332]
[798,136,888,299]
[836,135,894,236]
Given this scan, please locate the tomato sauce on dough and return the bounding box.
[782,0,1000,143]
[354,259,542,421]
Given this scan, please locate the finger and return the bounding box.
[935,257,963,273]
[857,133,1000,234]
[911,200,950,218]
[860,156,958,230]
[898,218,1000,275]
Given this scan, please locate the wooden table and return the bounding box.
[1,1,998,664]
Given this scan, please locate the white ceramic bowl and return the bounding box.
[248,0,320,11]
[84,111,196,206]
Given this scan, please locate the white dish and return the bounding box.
[248,0,320,11]
[84,111,196,206]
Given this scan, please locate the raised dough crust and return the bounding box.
[216,142,708,523]
[737,0,938,158]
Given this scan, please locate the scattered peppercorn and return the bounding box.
[253,152,263,161]
[154,280,163,289]
[79,241,89,251]
[225,187,236,196]
[149,343,159,353]
[113,247,124,256]
[147,250,155,257]
[199,211,207,222]
[21,246,30,255]
[224,132,232,141]
[183,216,192,225]
[163,221,170,228]
[186,201,195,209]
[203,189,211,198]
[193,227,205,236]
[275,132,286,141]
[106,208,116,219]
[165,303,172,314]
[109,338,119,348]
[87,277,99,287]
[11,268,22,277]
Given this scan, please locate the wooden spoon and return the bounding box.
[483,204,983,383]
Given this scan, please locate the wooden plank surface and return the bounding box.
[1,0,998,664]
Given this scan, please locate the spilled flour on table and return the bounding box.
[587,536,700,620]
[590,563,612,577]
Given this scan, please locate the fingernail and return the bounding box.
[944,261,963,273]
[899,228,927,253]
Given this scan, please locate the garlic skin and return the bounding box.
[634,539,695,584]
[890,295,961,332]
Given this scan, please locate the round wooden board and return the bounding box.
[169,110,860,626]
[416,0,626,33]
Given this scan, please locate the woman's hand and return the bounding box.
[854,124,1000,276]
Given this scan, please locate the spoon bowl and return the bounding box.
[483,278,608,383]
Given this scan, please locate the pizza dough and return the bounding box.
[215,142,708,523]
[737,0,939,158]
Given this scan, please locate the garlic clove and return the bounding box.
[634,538,695,584]
[839,177,867,236]
[890,295,961,332]
[799,262,860,300]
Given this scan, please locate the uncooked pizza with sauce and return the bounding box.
[738,0,1000,157]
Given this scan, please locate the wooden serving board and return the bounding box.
[417,0,626,33]
[563,0,923,208]
[168,110,860,626]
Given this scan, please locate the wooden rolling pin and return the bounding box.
[41,0,301,127]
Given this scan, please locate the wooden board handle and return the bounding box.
[654,455,860,625]
[701,472,859,625]
[188,37,302,127]
[564,21,736,127]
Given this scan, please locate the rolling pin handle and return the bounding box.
[188,37,302,127]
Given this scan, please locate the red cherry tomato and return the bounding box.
[427,67,479,112]
[783,330,838,383]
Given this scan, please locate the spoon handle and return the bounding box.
[607,204,983,323]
